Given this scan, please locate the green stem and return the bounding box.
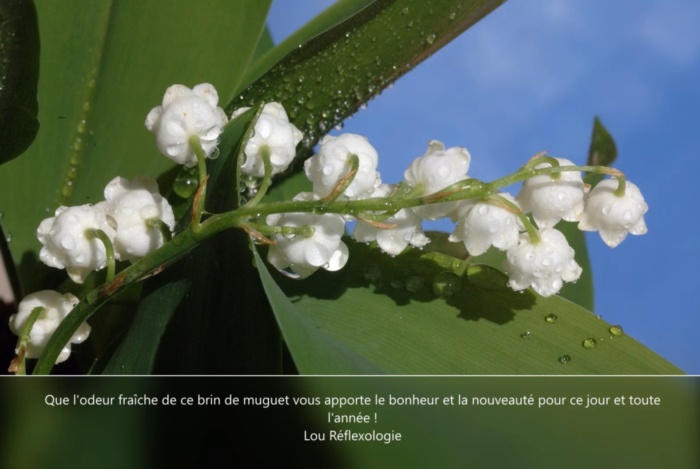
[147,218,173,242]
[614,175,627,197]
[486,194,540,244]
[189,135,209,227]
[242,221,314,238]
[489,164,621,193]
[321,153,359,204]
[245,146,273,208]
[14,306,45,375]
[87,229,115,283]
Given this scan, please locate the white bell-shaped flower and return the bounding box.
[37,203,116,284]
[504,228,582,297]
[145,83,228,167]
[578,179,648,247]
[103,175,175,261]
[403,140,471,220]
[516,157,585,228]
[449,194,523,256]
[9,290,90,364]
[266,193,349,278]
[304,133,380,199]
[232,102,303,178]
[352,184,430,255]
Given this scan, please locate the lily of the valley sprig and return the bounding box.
[8,83,648,374]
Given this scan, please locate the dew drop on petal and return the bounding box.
[61,235,76,250]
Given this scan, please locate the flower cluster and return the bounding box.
[11,83,650,370]
[38,175,174,283]
[236,108,648,295]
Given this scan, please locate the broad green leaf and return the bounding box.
[0,0,39,165]
[235,0,376,96]
[272,242,682,374]
[0,0,271,293]
[231,0,507,165]
[586,116,618,186]
[253,247,383,374]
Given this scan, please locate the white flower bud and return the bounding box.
[304,133,380,199]
[403,140,471,220]
[9,290,90,364]
[266,193,348,278]
[352,184,430,255]
[449,194,523,256]
[232,102,303,178]
[504,228,582,297]
[145,83,228,167]
[578,179,648,247]
[516,157,585,228]
[103,176,175,261]
[37,203,116,284]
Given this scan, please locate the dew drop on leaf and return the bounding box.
[582,338,597,349]
[558,354,571,364]
[609,325,624,337]
[545,313,558,324]
[433,272,461,297]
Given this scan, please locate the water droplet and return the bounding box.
[520,331,531,339]
[545,313,558,324]
[609,325,624,337]
[449,12,457,20]
[558,354,571,364]
[209,148,221,160]
[390,279,403,289]
[433,272,461,297]
[0,211,3,219]
[582,338,597,349]
[426,33,437,44]
[405,276,424,292]
[173,167,199,198]
[5,232,13,243]
[364,263,381,281]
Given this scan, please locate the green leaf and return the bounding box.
[586,116,618,186]
[273,242,682,374]
[0,0,40,165]
[555,221,594,311]
[0,0,271,293]
[253,247,383,374]
[231,0,507,163]
[235,0,376,96]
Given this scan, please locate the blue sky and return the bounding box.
[267,0,700,374]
